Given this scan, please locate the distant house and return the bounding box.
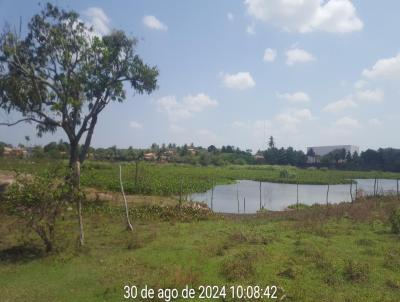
[143,152,156,161]
[187,148,196,156]
[254,153,265,163]
[307,145,359,163]
[2,147,27,158]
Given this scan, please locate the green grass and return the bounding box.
[2,158,400,196]
[1,196,400,301]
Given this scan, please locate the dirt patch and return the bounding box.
[85,187,179,207]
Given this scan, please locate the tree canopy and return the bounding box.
[0,3,158,165]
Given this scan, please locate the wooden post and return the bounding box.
[179,177,183,207]
[355,182,358,200]
[237,184,240,214]
[259,181,262,211]
[210,179,214,211]
[376,179,379,196]
[119,165,133,231]
[373,178,377,196]
[243,197,246,214]
[350,180,353,203]
[397,179,399,199]
[296,182,299,210]
[326,184,330,206]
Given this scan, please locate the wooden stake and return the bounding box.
[259,181,262,210]
[119,165,133,231]
[210,179,214,211]
[243,197,246,214]
[296,182,299,210]
[397,179,399,199]
[326,184,330,206]
[179,177,183,207]
[237,184,240,213]
[350,180,353,203]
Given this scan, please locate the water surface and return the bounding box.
[190,179,398,213]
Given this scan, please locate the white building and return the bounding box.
[307,145,359,163]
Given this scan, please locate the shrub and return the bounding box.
[2,171,69,252]
[221,251,256,281]
[389,207,400,234]
[343,260,369,282]
[279,169,289,179]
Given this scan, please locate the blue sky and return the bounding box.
[1,0,400,152]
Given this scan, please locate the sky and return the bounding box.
[1,0,400,152]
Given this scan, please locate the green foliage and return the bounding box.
[220,251,256,281]
[0,3,158,164]
[3,158,400,197]
[2,171,69,252]
[389,207,400,234]
[1,196,400,301]
[343,260,370,282]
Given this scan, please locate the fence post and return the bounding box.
[237,184,240,214]
[326,184,330,206]
[179,177,183,207]
[397,179,399,200]
[350,180,353,203]
[373,178,377,196]
[296,182,299,211]
[119,165,133,231]
[259,181,262,211]
[355,182,358,200]
[243,197,246,214]
[210,179,214,211]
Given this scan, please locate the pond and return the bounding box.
[189,179,399,213]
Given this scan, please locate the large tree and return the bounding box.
[0,3,158,245]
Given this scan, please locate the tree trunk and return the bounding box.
[73,160,85,247]
[69,141,85,247]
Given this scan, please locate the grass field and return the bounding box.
[2,158,400,196]
[1,195,400,302]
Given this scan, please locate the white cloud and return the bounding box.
[227,12,234,21]
[156,93,218,121]
[286,48,315,66]
[274,108,314,132]
[222,72,256,90]
[246,23,256,35]
[334,116,362,129]
[362,53,400,80]
[368,118,382,126]
[244,0,363,33]
[323,95,357,113]
[293,108,313,120]
[263,48,277,62]
[356,89,384,103]
[276,91,310,103]
[354,80,367,89]
[129,121,143,129]
[83,7,110,36]
[143,15,168,31]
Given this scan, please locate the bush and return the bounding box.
[220,251,256,281]
[343,260,369,282]
[2,171,69,252]
[389,207,400,234]
[279,169,289,178]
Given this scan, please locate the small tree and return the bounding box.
[2,171,69,252]
[0,3,158,246]
[268,136,275,149]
